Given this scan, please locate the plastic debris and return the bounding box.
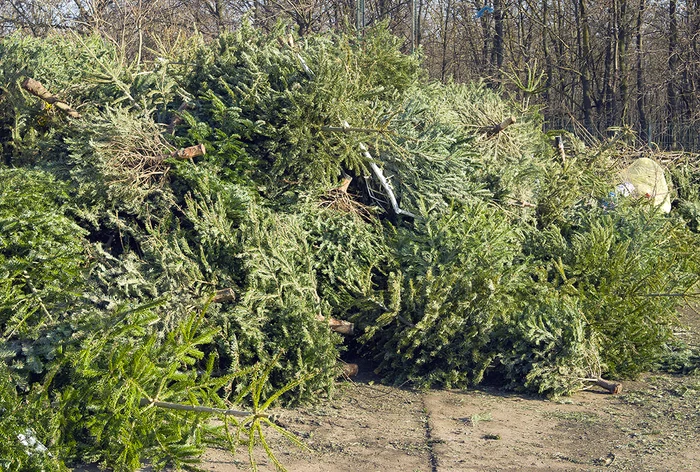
[475,5,494,19]
[620,158,672,213]
[18,428,49,456]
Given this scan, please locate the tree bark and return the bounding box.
[481,116,517,136]
[576,0,594,132]
[315,314,354,335]
[667,0,678,149]
[635,0,648,142]
[440,0,452,82]
[542,0,553,105]
[212,288,236,303]
[603,10,615,129]
[170,144,206,160]
[21,78,81,118]
[618,0,630,125]
[492,0,504,77]
[594,378,622,394]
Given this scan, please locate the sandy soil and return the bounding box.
[200,307,700,472]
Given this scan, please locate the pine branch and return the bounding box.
[320,125,389,134]
[139,398,258,418]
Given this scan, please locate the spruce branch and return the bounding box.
[320,125,390,134]
[139,398,256,418]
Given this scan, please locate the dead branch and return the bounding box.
[21,78,81,118]
[361,143,416,219]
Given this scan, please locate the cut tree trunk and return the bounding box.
[481,116,516,137]
[316,314,354,335]
[335,175,352,193]
[21,78,81,118]
[594,378,622,394]
[328,318,354,335]
[212,288,236,303]
[170,144,206,160]
[341,363,359,378]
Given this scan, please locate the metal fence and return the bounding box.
[644,122,700,152]
[544,117,700,153]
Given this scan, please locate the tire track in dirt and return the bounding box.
[199,357,700,472]
[421,394,440,472]
[420,380,700,472]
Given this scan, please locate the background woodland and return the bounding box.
[2,0,699,150]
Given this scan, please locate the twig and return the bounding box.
[3,273,53,339]
[506,198,537,208]
[23,272,52,322]
[318,189,375,221]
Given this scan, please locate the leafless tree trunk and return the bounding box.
[576,0,594,132]
[635,0,648,141]
[667,0,678,149]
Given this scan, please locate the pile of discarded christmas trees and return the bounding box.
[1,23,699,470]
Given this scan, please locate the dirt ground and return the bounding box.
[201,309,700,472]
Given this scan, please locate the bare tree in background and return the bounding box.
[0,0,697,150]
